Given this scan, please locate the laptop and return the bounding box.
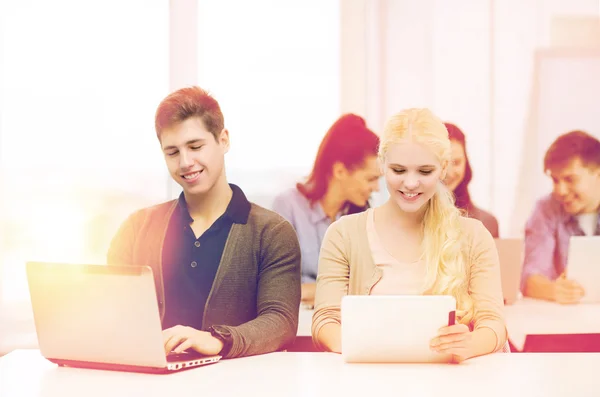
[566,236,600,303]
[341,295,456,363]
[26,262,221,373]
[494,238,524,304]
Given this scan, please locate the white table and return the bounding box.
[2,309,314,354]
[4,302,599,356]
[0,302,38,356]
[505,298,600,351]
[298,308,312,337]
[1,350,599,397]
[300,300,600,351]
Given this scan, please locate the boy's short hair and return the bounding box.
[155,86,224,141]
[544,130,600,172]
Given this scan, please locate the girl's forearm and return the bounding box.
[317,322,342,353]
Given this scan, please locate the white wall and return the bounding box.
[0,0,342,310]
[0,0,170,304]
[493,0,599,237]
[0,0,598,327]
[0,0,170,354]
[198,0,340,192]
[164,0,342,208]
[342,0,600,237]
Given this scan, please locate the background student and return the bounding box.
[272,114,381,307]
[521,130,600,304]
[444,122,499,237]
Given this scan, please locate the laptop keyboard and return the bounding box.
[166,351,206,362]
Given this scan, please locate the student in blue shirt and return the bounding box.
[272,114,381,307]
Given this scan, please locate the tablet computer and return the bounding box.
[567,236,600,303]
[341,295,456,363]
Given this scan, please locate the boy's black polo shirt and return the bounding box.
[161,184,251,331]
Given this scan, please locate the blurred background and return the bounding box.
[0,0,599,352]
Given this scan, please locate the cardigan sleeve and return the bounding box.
[311,220,351,350]
[467,219,508,352]
[215,219,301,358]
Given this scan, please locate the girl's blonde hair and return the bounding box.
[379,108,474,325]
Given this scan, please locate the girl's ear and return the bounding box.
[440,160,448,180]
[332,161,348,180]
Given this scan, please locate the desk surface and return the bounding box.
[298,307,312,337]
[1,350,599,397]
[299,299,600,350]
[0,302,38,355]
[4,299,599,355]
[504,298,600,350]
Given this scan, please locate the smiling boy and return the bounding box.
[108,86,301,358]
[521,130,600,304]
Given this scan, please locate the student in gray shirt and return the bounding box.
[272,114,381,307]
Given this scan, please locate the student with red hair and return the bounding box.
[272,114,381,307]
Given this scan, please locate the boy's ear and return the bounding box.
[219,128,230,153]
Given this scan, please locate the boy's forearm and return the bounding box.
[524,275,555,301]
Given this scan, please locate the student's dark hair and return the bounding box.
[544,130,600,172]
[444,122,473,210]
[154,86,224,141]
[297,114,379,212]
